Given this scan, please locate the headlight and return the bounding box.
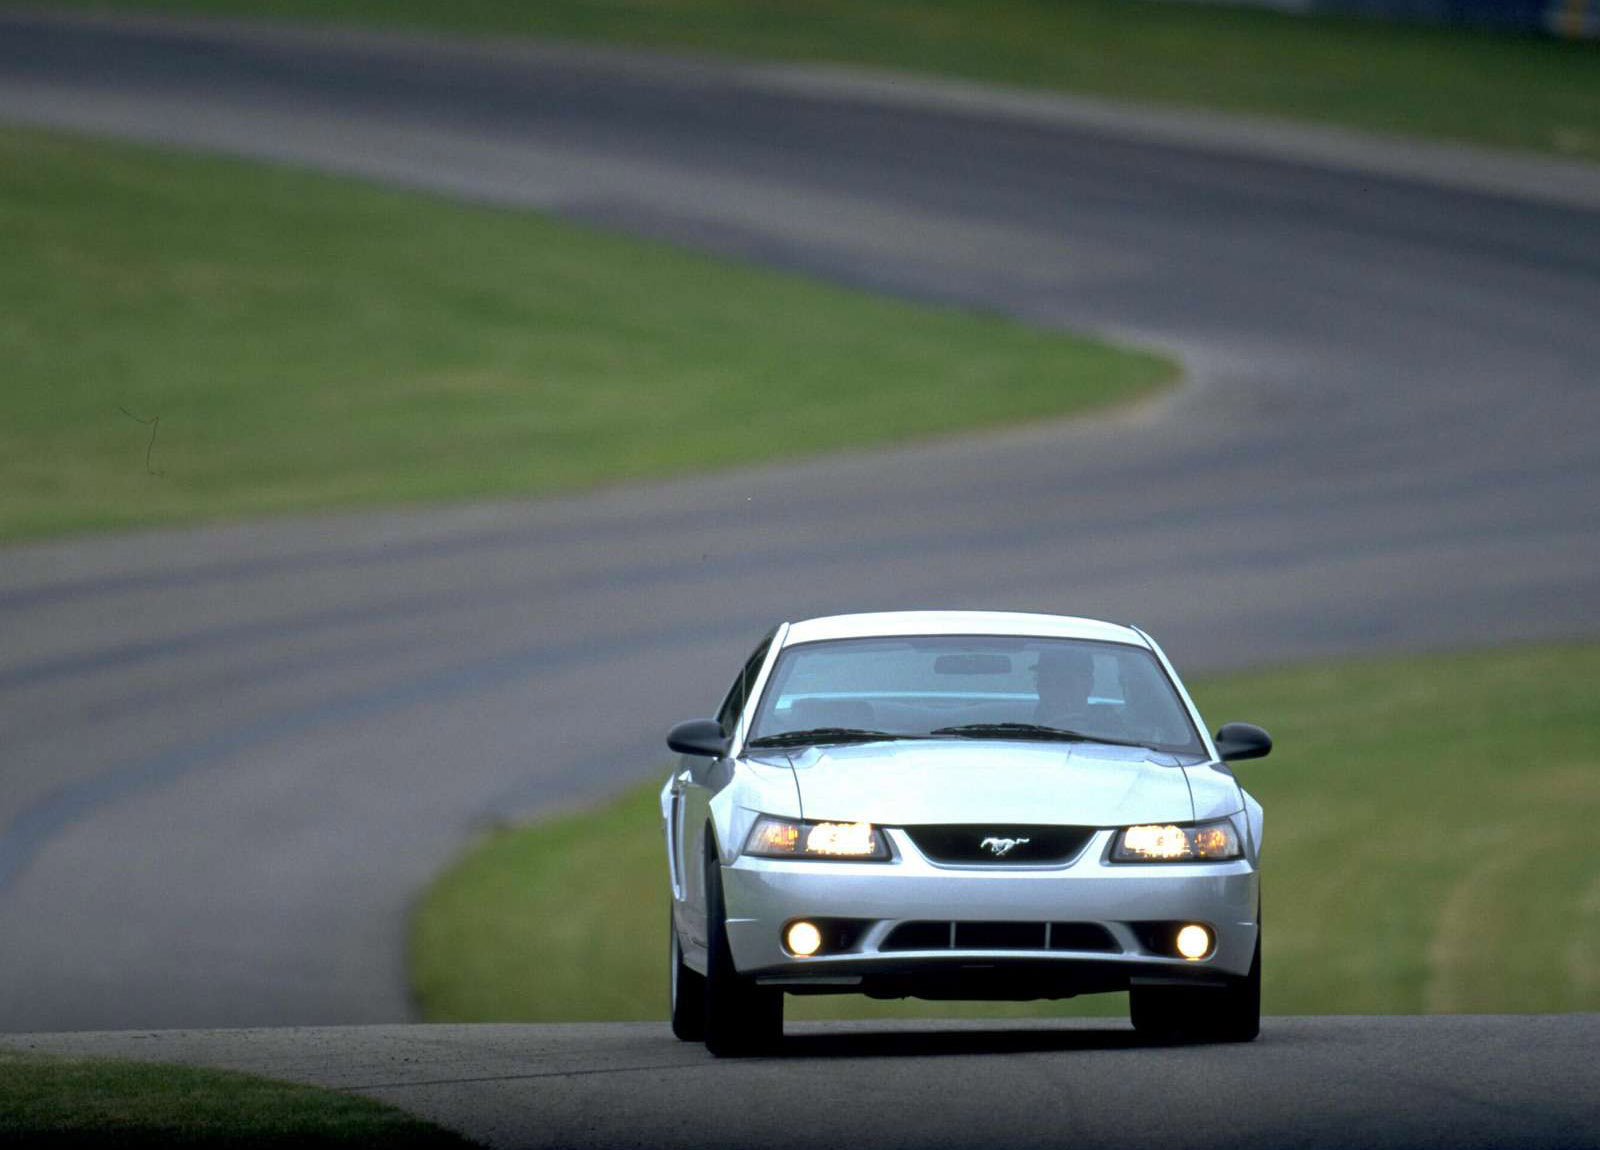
[744,816,892,861]
[1111,818,1241,862]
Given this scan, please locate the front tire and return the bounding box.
[703,846,782,1057]
[1130,934,1260,1044]
[669,905,706,1041]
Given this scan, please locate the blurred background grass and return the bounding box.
[411,642,1600,1022]
[55,0,1600,160]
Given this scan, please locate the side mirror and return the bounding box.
[1214,722,1272,762]
[667,718,728,758]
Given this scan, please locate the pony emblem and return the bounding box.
[980,836,1030,857]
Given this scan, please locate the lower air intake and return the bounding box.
[881,921,1119,953]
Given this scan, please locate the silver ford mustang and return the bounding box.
[662,610,1271,1055]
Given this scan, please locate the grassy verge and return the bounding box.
[0,125,1170,541]
[58,0,1600,161]
[0,1049,474,1147]
[411,642,1600,1022]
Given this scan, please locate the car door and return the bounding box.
[672,631,775,958]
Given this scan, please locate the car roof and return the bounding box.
[781,610,1150,648]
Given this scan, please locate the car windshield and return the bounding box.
[746,634,1204,754]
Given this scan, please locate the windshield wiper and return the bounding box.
[747,727,918,748]
[928,722,1148,748]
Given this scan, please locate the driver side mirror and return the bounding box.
[667,718,728,758]
[1214,721,1272,762]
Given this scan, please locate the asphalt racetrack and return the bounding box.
[1,10,1599,1143]
[10,1016,1600,1150]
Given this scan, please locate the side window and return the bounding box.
[716,638,772,735]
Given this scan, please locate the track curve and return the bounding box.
[1,11,1598,1032]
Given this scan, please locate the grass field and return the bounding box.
[57,0,1600,161]
[411,642,1600,1024]
[0,1049,473,1147]
[0,125,1170,541]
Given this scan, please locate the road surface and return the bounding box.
[8,1015,1600,1149]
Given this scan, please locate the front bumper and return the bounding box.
[722,827,1258,996]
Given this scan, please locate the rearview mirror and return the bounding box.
[1214,722,1272,762]
[667,718,728,758]
[934,653,1012,675]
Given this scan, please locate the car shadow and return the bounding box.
[770,1023,1185,1059]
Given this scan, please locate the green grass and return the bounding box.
[59,0,1600,161]
[0,125,1170,541]
[0,1050,474,1147]
[411,642,1600,1023]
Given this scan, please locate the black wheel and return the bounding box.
[703,843,782,1057]
[669,903,706,1041]
[1213,933,1262,1042]
[1130,933,1260,1044]
[1128,983,1186,1040]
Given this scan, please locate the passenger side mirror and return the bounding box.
[1214,722,1272,762]
[667,718,728,758]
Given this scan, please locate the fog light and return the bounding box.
[1175,924,1212,960]
[785,920,823,957]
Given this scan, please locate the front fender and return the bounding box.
[707,757,803,866]
[1244,792,1264,859]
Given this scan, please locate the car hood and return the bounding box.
[774,739,1201,827]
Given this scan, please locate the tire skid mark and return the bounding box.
[6,490,1598,694]
[0,615,763,894]
[3,439,1596,616]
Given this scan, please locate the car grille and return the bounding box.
[881,921,1118,953]
[902,824,1096,865]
